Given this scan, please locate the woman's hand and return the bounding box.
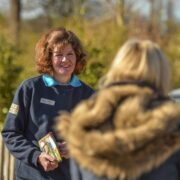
[37,152,59,172]
[58,141,70,159]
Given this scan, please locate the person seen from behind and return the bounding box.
[57,39,180,180]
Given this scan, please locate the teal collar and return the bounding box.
[42,74,81,87]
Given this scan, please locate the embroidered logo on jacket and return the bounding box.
[9,103,19,115]
[40,98,55,106]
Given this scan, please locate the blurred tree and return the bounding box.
[31,0,84,28]
[115,0,125,26]
[10,0,21,45]
[148,0,163,41]
[167,0,174,21]
[72,0,85,16]
[149,0,160,23]
[0,36,22,123]
[37,0,86,18]
[166,0,175,34]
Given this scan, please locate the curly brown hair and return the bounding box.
[35,27,87,75]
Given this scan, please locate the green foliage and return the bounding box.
[79,46,106,89]
[17,31,40,81]
[0,14,6,27]
[162,29,180,89]
[0,36,22,123]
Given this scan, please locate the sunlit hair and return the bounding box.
[101,39,171,96]
[35,27,87,75]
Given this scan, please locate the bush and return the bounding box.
[0,36,22,124]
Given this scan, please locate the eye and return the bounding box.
[68,52,75,56]
[54,53,63,57]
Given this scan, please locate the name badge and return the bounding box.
[40,98,55,106]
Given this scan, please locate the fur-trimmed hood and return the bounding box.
[57,83,180,180]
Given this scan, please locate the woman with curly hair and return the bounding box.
[2,27,94,180]
[57,39,180,180]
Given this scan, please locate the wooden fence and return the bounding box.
[0,135,15,180]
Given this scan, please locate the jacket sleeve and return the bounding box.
[70,159,83,180]
[1,82,41,167]
[70,158,107,180]
[175,150,180,179]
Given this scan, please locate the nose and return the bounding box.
[61,56,68,62]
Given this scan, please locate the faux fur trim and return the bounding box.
[57,84,180,180]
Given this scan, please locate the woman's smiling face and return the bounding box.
[52,44,76,81]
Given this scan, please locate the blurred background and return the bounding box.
[0,0,180,125]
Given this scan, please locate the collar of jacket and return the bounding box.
[58,83,180,180]
[42,74,81,87]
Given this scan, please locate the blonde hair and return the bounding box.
[101,39,171,96]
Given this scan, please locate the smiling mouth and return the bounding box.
[62,66,70,69]
[60,64,71,68]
